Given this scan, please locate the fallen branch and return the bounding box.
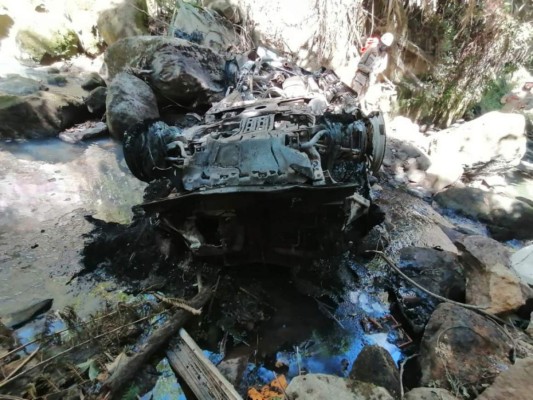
[0,309,124,362]
[1,346,40,384]
[101,287,212,396]
[152,293,202,315]
[0,312,166,389]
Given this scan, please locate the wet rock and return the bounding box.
[429,112,527,175]
[395,247,465,333]
[404,388,459,400]
[81,72,107,91]
[58,121,108,144]
[456,235,531,314]
[1,299,53,329]
[85,86,107,115]
[511,245,533,286]
[46,74,68,87]
[97,0,149,46]
[104,36,225,107]
[106,72,159,140]
[286,374,394,400]
[400,247,465,301]
[0,91,89,139]
[419,303,512,392]
[171,0,240,53]
[349,345,401,399]
[435,187,533,241]
[477,357,533,400]
[0,75,47,96]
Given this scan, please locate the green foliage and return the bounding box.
[122,384,141,400]
[394,0,532,126]
[476,76,513,114]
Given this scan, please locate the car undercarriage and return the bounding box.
[123,50,387,265]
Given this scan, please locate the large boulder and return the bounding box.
[104,36,225,107]
[106,72,159,140]
[477,357,533,400]
[96,0,149,46]
[429,112,526,175]
[455,235,532,314]
[286,374,394,400]
[170,0,240,53]
[419,303,512,392]
[435,187,533,241]
[349,345,401,399]
[511,245,533,286]
[0,91,88,139]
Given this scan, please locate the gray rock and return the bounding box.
[419,303,512,393]
[511,245,533,286]
[81,72,107,91]
[106,72,159,140]
[170,0,240,53]
[477,357,533,400]
[46,74,68,87]
[85,86,107,115]
[97,0,149,46]
[435,187,533,240]
[404,388,459,400]
[286,374,394,400]
[0,75,47,96]
[0,91,89,139]
[104,36,225,107]
[349,345,400,399]
[456,235,530,314]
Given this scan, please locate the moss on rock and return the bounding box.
[16,27,81,63]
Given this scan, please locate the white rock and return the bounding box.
[511,245,533,286]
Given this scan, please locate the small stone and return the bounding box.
[349,345,400,399]
[404,387,459,400]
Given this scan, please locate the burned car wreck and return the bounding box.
[123,52,386,266]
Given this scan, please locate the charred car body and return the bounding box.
[123,50,386,265]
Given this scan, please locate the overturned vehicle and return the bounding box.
[123,55,386,266]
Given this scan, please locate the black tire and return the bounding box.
[368,113,387,174]
[123,119,173,182]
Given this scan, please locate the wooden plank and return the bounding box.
[166,328,243,400]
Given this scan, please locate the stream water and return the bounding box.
[0,138,146,316]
